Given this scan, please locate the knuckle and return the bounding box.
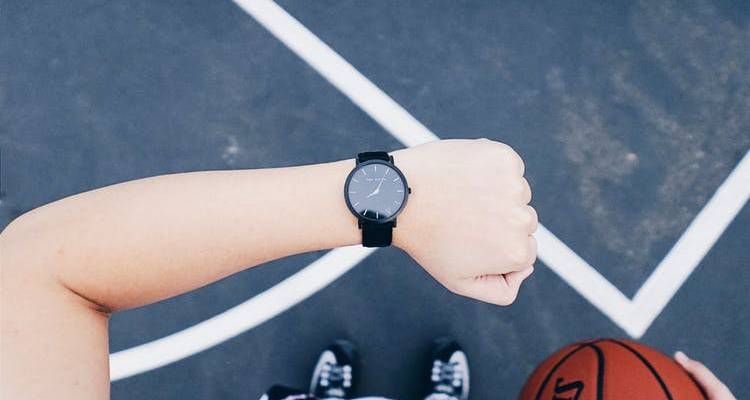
[506,179,524,196]
[527,252,538,267]
[516,206,533,225]
[475,138,498,153]
[528,237,539,262]
[497,142,515,154]
[473,139,525,174]
[517,155,526,174]
[527,205,538,222]
[522,177,532,196]
[497,142,520,158]
[502,147,524,173]
[501,149,519,166]
[480,139,512,155]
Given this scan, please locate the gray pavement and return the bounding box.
[1,1,748,399]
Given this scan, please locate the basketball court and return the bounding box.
[1,0,749,398]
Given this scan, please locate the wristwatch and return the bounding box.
[344,151,411,247]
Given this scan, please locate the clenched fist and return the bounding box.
[392,139,538,306]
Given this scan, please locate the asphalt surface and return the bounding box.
[1,1,749,399]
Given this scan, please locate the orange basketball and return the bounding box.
[519,338,706,400]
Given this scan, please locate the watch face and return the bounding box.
[345,161,408,222]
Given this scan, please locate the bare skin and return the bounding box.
[1,139,537,399]
[2,138,732,399]
[675,352,737,400]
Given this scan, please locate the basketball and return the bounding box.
[519,339,706,400]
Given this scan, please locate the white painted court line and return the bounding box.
[537,150,750,337]
[232,0,436,147]
[109,0,750,380]
[233,0,750,336]
[533,225,636,334]
[628,149,750,336]
[110,246,375,381]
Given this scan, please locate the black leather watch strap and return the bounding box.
[357,151,392,163]
[361,220,394,247]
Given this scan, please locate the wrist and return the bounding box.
[296,159,362,250]
[389,148,426,251]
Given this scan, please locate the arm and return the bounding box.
[1,139,537,399]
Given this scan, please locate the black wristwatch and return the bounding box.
[344,151,411,247]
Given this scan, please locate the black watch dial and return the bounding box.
[345,161,408,222]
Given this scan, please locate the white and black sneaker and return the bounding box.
[309,340,357,399]
[425,338,469,400]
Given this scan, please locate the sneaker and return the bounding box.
[425,338,469,400]
[309,340,357,399]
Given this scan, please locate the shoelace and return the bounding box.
[318,362,352,396]
[431,359,463,398]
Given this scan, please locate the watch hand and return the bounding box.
[377,175,386,191]
[366,188,380,198]
[371,171,387,195]
[366,173,388,198]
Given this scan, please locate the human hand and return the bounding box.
[392,138,538,306]
[675,351,736,400]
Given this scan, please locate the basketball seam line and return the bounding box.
[606,339,673,400]
[533,342,604,400]
[589,343,606,400]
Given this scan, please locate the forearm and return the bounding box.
[2,159,360,311]
[2,139,538,400]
